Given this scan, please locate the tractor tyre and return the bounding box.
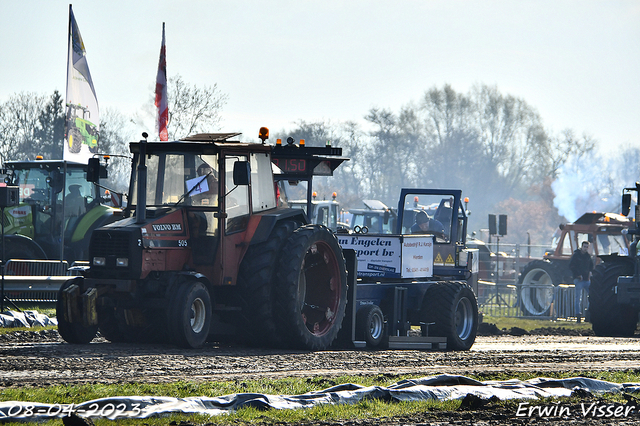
[421,282,478,351]
[4,237,47,264]
[168,281,212,348]
[356,304,386,348]
[236,220,301,347]
[590,261,638,337]
[518,260,561,316]
[273,225,348,350]
[56,278,98,344]
[89,143,98,154]
[68,130,82,154]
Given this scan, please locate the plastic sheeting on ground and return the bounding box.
[0,374,638,421]
[0,310,57,328]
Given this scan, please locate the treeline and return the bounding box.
[274,84,600,243]
[2,82,636,244]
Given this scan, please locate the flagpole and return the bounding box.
[65,4,72,160]
[61,5,74,264]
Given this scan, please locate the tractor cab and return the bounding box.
[349,200,397,234]
[2,158,118,263]
[283,192,341,232]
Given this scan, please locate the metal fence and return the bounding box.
[478,280,588,320]
[1,260,83,303]
[475,243,588,320]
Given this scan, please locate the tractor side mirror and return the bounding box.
[384,209,390,225]
[233,161,251,186]
[86,158,107,183]
[622,193,632,216]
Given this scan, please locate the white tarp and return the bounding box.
[0,310,57,328]
[0,374,637,421]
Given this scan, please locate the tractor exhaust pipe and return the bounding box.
[136,133,148,224]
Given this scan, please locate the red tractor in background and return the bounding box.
[517,212,631,317]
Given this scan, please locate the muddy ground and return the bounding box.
[1,327,640,425]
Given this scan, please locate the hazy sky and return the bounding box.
[2,1,639,152]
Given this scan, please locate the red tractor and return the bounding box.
[518,212,631,317]
[57,130,351,349]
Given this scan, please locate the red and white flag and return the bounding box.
[155,22,168,141]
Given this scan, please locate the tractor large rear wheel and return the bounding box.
[421,282,478,351]
[237,220,300,347]
[518,260,560,316]
[68,129,82,154]
[590,261,638,337]
[274,225,348,350]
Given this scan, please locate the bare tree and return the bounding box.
[165,75,228,140]
[272,120,368,209]
[99,107,136,193]
[0,92,46,162]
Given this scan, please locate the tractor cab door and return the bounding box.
[219,151,276,286]
[219,154,250,286]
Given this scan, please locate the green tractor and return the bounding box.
[589,185,640,336]
[1,158,121,268]
[66,103,99,154]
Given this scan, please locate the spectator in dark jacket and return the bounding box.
[570,240,594,322]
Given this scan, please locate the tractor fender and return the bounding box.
[246,208,308,246]
[3,234,48,259]
[167,270,214,299]
[70,205,120,243]
[598,253,635,269]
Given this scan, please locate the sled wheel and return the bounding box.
[356,304,386,348]
[422,282,478,351]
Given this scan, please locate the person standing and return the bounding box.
[570,240,594,323]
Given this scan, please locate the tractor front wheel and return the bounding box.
[56,278,98,344]
[169,281,212,348]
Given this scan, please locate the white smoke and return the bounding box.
[552,153,624,223]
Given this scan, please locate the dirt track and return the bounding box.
[1,329,640,425]
[0,331,638,387]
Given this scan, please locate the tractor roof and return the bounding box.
[572,212,632,225]
[129,133,271,155]
[5,159,86,169]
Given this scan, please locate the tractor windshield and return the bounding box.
[130,152,219,207]
[13,167,52,203]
